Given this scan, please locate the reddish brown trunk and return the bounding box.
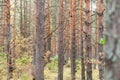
[70,0,77,80]
[6,0,13,80]
[47,0,51,51]
[20,0,23,36]
[85,0,92,80]
[80,0,85,79]
[58,0,64,80]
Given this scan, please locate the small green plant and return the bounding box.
[0,53,6,58]
[99,37,106,45]
[76,59,81,70]
[16,55,32,66]
[46,55,58,70]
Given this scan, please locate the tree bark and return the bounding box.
[28,0,31,36]
[97,0,104,79]
[33,0,36,79]
[6,0,13,80]
[58,0,64,80]
[94,13,99,69]
[3,0,6,52]
[12,0,17,76]
[80,0,85,80]
[33,0,45,80]
[85,0,92,80]
[71,0,76,80]
[20,0,23,36]
[105,0,120,80]
[47,0,51,51]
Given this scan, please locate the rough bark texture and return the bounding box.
[105,0,120,80]
[13,0,16,53]
[58,0,64,80]
[12,0,16,76]
[71,19,76,80]
[6,0,13,80]
[28,0,31,36]
[20,0,23,36]
[97,0,104,79]
[80,0,85,80]
[23,0,29,38]
[69,0,73,53]
[70,0,76,80]
[47,0,51,51]
[3,0,6,52]
[33,0,45,80]
[51,0,57,56]
[85,0,92,80]
[33,0,36,79]
[94,14,98,69]
[23,0,26,37]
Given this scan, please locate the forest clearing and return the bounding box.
[0,0,120,80]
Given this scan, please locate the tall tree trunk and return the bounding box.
[97,0,104,79]
[20,0,23,36]
[94,14,98,69]
[23,0,27,38]
[51,17,57,56]
[85,0,92,80]
[58,0,64,80]
[69,0,73,56]
[3,0,6,52]
[33,0,36,79]
[12,0,17,75]
[6,0,13,80]
[34,0,36,41]
[28,0,31,36]
[13,0,16,55]
[23,0,26,37]
[71,0,76,80]
[63,0,70,63]
[51,0,58,56]
[70,0,73,78]
[105,0,120,80]
[47,0,51,51]
[34,0,45,80]
[80,0,85,79]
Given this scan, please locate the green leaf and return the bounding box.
[99,38,106,45]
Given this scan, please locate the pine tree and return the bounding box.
[71,0,77,80]
[97,0,105,79]
[85,0,92,80]
[33,0,45,79]
[105,0,120,80]
[6,0,13,79]
[80,0,85,79]
[58,0,64,80]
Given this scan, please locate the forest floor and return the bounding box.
[45,67,99,80]
[0,54,99,80]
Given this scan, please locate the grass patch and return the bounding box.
[0,54,99,80]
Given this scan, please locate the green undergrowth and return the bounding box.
[0,53,99,80]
